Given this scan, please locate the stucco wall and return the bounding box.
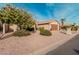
[37,21,59,31]
[38,24,50,30]
[10,24,18,32]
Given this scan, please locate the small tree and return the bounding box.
[11,8,35,30]
[0,4,35,34]
[0,6,11,34]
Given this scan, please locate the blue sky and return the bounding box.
[0,3,79,24]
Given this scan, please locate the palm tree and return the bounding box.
[61,18,65,26]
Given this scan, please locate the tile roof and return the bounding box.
[36,20,59,24]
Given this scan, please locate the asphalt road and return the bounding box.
[46,34,79,55]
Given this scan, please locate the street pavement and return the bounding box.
[46,34,79,55]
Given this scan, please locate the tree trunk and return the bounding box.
[34,25,36,32]
[7,24,9,32]
[62,21,64,26]
[19,26,21,30]
[3,23,6,34]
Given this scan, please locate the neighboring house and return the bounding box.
[37,20,60,31]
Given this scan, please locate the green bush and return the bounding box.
[39,27,44,32]
[40,29,52,36]
[13,30,31,37]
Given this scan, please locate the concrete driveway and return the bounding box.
[46,34,79,55]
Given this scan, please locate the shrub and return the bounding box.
[39,27,44,32]
[12,30,30,37]
[61,26,67,30]
[40,29,52,36]
[71,26,78,31]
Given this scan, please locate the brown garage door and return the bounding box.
[50,24,58,31]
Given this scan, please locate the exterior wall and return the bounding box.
[10,24,36,32]
[50,24,59,31]
[0,24,17,32]
[49,22,59,31]
[10,24,18,32]
[2,24,36,32]
[50,24,56,31]
[0,24,15,32]
[4,24,15,32]
[38,24,50,30]
[0,20,59,32]
[50,22,59,31]
[37,21,59,31]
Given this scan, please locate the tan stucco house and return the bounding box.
[0,20,60,33]
[37,20,60,31]
[8,20,60,32]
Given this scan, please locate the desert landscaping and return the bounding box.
[0,31,78,55]
[0,4,79,55]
